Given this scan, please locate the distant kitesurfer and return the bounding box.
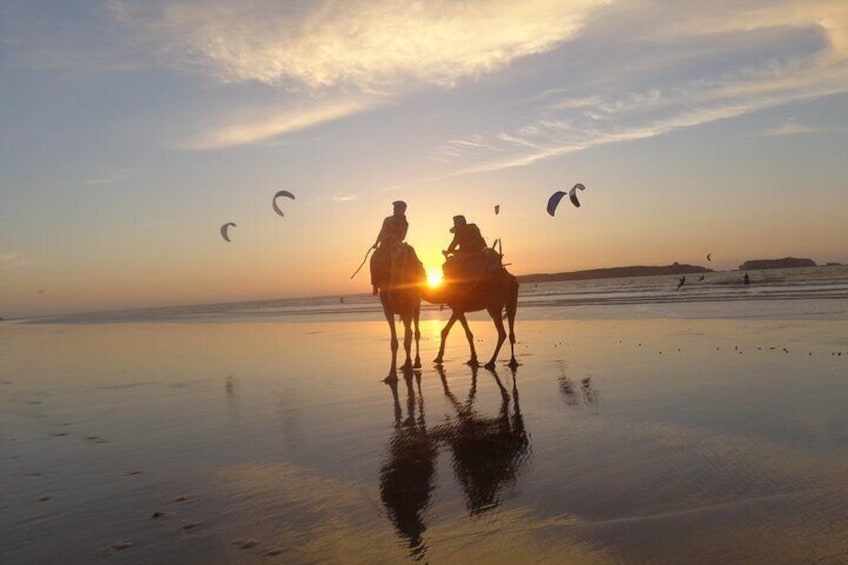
[370,201,409,295]
[743,273,750,286]
[676,275,686,291]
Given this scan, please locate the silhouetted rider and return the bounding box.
[371,201,409,295]
[443,215,487,280]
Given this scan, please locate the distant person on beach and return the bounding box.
[676,275,686,291]
[442,215,487,280]
[370,201,409,295]
[743,272,750,286]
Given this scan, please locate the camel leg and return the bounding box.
[434,312,459,364]
[456,313,478,366]
[400,315,413,372]
[412,303,421,368]
[506,278,519,369]
[382,300,399,382]
[485,305,507,370]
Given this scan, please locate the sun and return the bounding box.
[426,268,443,288]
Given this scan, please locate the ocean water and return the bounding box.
[18,265,848,325]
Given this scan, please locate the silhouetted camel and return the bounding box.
[423,257,518,370]
[379,243,425,380]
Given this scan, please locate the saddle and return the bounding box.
[372,243,423,291]
[443,248,503,288]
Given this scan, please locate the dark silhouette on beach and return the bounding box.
[369,201,424,379]
[380,365,531,554]
[421,216,519,369]
[371,201,409,296]
[743,272,750,286]
[381,370,436,560]
[433,364,530,515]
[369,208,518,373]
[676,275,686,290]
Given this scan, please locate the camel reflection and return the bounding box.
[380,370,436,560]
[380,365,531,557]
[434,365,530,515]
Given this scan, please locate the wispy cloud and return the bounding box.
[181,99,370,150]
[83,169,136,186]
[0,253,21,264]
[428,0,848,178]
[759,120,820,137]
[108,0,608,91]
[328,193,359,203]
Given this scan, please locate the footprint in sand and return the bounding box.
[232,539,259,550]
[110,541,132,551]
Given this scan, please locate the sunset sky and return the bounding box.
[2,0,847,317]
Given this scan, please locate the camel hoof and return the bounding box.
[507,358,520,370]
[383,374,398,384]
[466,359,479,367]
[413,361,421,369]
[484,361,496,371]
[433,357,443,365]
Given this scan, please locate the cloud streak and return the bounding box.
[108,0,608,91]
[759,120,820,137]
[429,0,848,178]
[181,99,370,150]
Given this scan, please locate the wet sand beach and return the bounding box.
[3,312,848,563]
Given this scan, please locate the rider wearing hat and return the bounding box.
[443,215,487,280]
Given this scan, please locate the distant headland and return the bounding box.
[517,257,830,283]
[517,262,712,283]
[737,257,816,270]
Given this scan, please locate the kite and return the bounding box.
[272,190,296,217]
[547,183,587,216]
[220,222,236,242]
[706,253,712,262]
[546,191,566,216]
[569,183,586,207]
[494,204,500,215]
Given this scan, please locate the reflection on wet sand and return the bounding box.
[381,365,531,558]
[380,370,435,560]
[557,360,601,412]
[434,365,531,516]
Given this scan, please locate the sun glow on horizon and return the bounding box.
[426,268,444,288]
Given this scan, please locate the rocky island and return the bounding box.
[517,262,712,283]
[738,257,816,270]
